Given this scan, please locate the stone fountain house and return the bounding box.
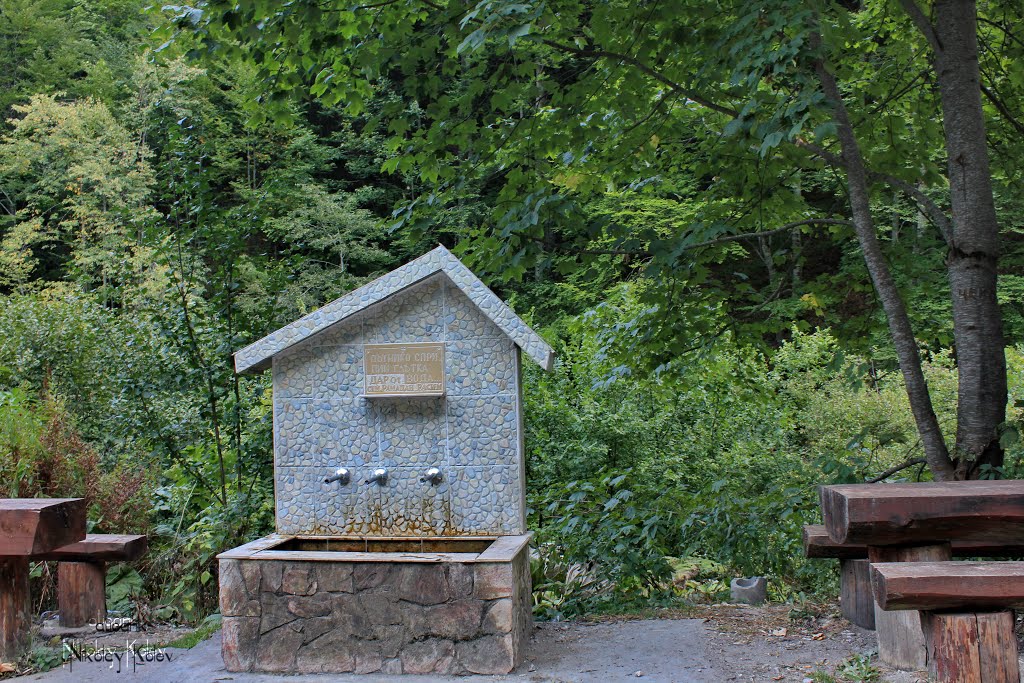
[218,245,554,675]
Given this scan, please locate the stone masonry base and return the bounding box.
[219,542,532,674]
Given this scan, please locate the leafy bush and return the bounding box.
[0,389,154,532]
[524,321,964,608]
[530,470,673,616]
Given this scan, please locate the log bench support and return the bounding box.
[872,560,1024,683]
[839,559,875,629]
[58,562,107,628]
[36,534,148,629]
[926,611,1019,683]
[0,558,30,660]
[868,543,952,670]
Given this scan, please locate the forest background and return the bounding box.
[1,0,1024,627]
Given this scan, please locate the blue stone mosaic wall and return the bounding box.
[272,274,525,536]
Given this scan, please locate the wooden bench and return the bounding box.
[803,524,1024,631]
[35,534,148,628]
[0,498,86,658]
[871,561,1024,682]
[817,481,1024,671]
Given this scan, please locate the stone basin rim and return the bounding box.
[217,532,531,563]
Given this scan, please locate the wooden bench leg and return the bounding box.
[0,557,31,659]
[868,543,952,670]
[840,559,875,630]
[926,611,1020,683]
[59,561,106,628]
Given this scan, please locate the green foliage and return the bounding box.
[164,613,222,649]
[106,564,145,614]
[2,0,1024,628]
[532,469,672,614]
[0,388,154,532]
[525,320,963,608]
[27,644,63,672]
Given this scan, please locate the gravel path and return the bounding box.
[22,607,925,682]
[25,620,720,683]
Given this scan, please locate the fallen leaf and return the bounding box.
[0,663,15,673]
[811,632,825,641]
[770,628,788,637]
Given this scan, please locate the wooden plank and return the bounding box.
[804,525,868,559]
[58,562,106,628]
[871,560,1024,611]
[839,559,875,629]
[0,498,86,556]
[869,544,951,671]
[804,524,1024,559]
[0,558,30,659]
[978,611,1021,683]
[35,534,147,562]
[820,481,1024,545]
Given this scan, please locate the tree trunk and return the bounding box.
[932,0,1007,479]
[814,35,957,480]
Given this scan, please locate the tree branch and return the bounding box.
[686,218,853,250]
[980,83,1024,137]
[870,171,954,246]
[897,0,942,53]
[537,38,739,118]
[794,136,954,247]
[528,218,853,258]
[869,457,927,483]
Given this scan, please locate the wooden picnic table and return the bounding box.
[819,480,1024,675]
[0,498,86,659]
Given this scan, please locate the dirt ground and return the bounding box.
[691,602,924,682]
[20,603,942,682]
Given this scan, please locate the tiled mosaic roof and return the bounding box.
[234,245,555,374]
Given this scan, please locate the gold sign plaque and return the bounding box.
[363,343,445,397]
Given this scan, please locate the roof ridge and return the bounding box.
[233,245,554,373]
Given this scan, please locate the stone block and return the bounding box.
[447,563,474,597]
[287,595,330,618]
[381,657,403,674]
[397,564,450,605]
[301,616,334,644]
[355,651,384,674]
[221,616,259,671]
[367,625,405,659]
[401,638,455,674]
[355,593,402,629]
[255,622,304,672]
[354,563,391,591]
[296,638,356,675]
[330,593,369,634]
[316,562,354,593]
[295,630,356,673]
[259,593,297,634]
[281,563,316,595]
[408,600,483,641]
[474,563,514,599]
[261,561,284,592]
[456,633,515,674]
[219,560,261,617]
[482,598,513,634]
